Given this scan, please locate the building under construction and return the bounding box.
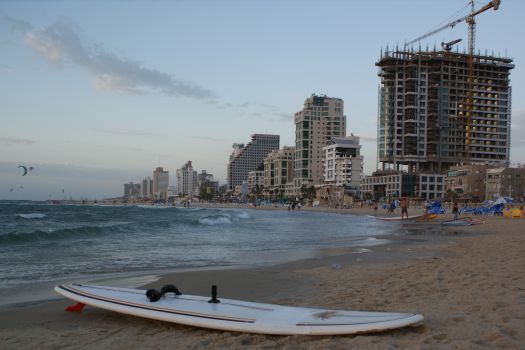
[376,48,514,173]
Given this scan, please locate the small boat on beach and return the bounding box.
[375,215,423,221]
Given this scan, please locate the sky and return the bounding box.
[1,0,525,200]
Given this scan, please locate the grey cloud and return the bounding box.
[0,137,36,145]
[3,17,215,99]
[188,135,228,143]
[0,64,13,73]
[0,15,32,34]
[275,112,292,121]
[99,128,163,137]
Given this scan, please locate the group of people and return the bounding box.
[287,201,301,211]
[381,198,460,221]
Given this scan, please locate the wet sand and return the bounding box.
[1,215,524,349]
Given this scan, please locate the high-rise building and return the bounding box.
[227,134,280,190]
[196,170,218,197]
[141,176,153,198]
[263,146,295,196]
[176,161,198,197]
[197,170,214,188]
[376,49,514,173]
[153,167,169,199]
[123,182,141,198]
[230,144,245,162]
[294,94,346,191]
[322,135,363,189]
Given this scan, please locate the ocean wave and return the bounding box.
[353,248,373,254]
[233,211,251,219]
[0,222,132,244]
[198,215,233,225]
[16,213,46,219]
[135,205,173,209]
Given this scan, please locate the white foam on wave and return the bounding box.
[16,213,46,219]
[353,248,373,254]
[234,211,251,219]
[136,205,172,209]
[198,215,233,225]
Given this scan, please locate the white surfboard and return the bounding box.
[375,215,422,221]
[55,284,423,335]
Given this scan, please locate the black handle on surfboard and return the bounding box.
[208,285,220,303]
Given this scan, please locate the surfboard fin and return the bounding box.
[65,302,86,312]
[208,285,220,304]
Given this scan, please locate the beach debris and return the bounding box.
[331,263,342,270]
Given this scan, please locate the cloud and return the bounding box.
[0,64,13,73]
[188,135,228,143]
[0,137,36,145]
[2,17,215,99]
[275,112,292,121]
[0,15,32,34]
[98,128,162,137]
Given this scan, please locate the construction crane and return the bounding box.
[405,0,500,49]
[441,38,462,52]
[405,0,501,164]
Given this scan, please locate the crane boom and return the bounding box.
[404,0,501,48]
[405,17,465,47]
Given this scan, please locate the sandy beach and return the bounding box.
[1,212,524,349]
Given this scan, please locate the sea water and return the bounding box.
[0,201,395,297]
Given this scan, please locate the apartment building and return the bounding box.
[264,146,295,195]
[322,135,363,188]
[294,94,346,192]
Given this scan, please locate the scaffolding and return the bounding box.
[376,48,513,173]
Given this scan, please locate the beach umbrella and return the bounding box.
[482,200,494,207]
[493,197,508,205]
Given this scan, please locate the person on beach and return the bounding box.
[389,200,395,214]
[424,201,430,221]
[400,197,409,220]
[452,201,459,220]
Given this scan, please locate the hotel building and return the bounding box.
[227,134,280,191]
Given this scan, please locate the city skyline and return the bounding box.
[2,0,525,200]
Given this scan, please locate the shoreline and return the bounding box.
[1,214,523,348]
[0,205,429,309]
